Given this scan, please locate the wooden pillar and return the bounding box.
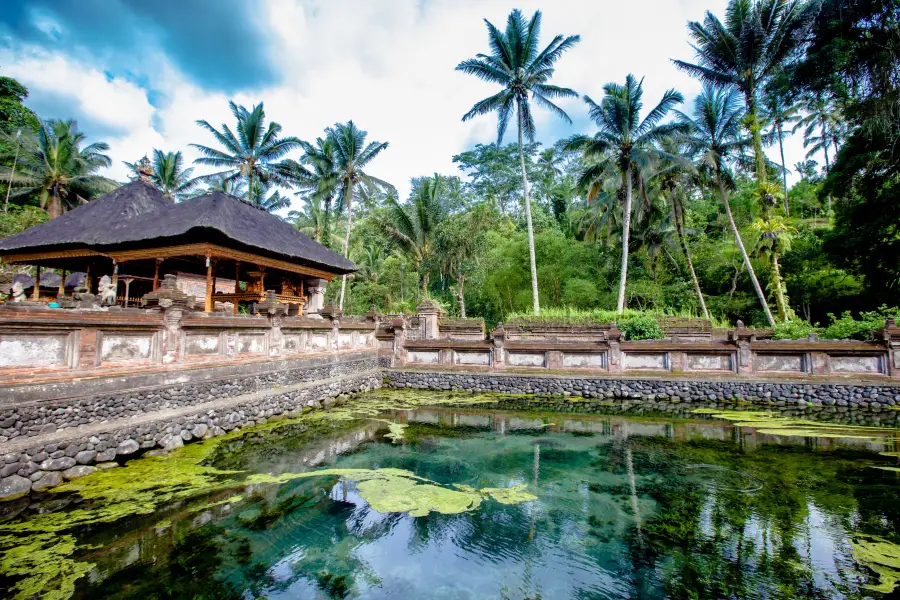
[85,263,92,293]
[112,261,120,304]
[233,261,241,314]
[211,261,217,311]
[204,256,213,313]
[299,278,304,317]
[32,266,41,301]
[123,278,133,308]
[152,259,161,291]
[57,269,66,299]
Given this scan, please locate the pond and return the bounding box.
[2,390,900,599]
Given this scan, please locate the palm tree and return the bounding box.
[565,74,685,313]
[246,181,290,212]
[655,136,710,319]
[673,0,817,186]
[762,89,800,210]
[126,149,199,202]
[751,214,797,320]
[327,120,391,309]
[1,119,115,218]
[202,175,247,198]
[297,136,340,243]
[676,85,777,325]
[191,101,301,205]
[457,9,580,316]
[289,196,340,247]
[378,175,446,299]
[795,92,844,213]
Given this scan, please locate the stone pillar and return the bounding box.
[416,300,445,340]
[305,278,328,316]
[392,316,407,367]
[491,324,506,369]
[729,321,754,375]
[884,318,900,378]
[258,290,287,356]
[142,274,191,364]
[320,302,342,352]
[607,325,623,373]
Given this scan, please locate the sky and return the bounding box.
[0,0,817,205]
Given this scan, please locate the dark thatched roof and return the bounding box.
[0,181,172,252]
[0,182,356,275]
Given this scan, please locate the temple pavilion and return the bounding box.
[0,180,356,315]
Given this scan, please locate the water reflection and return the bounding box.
[3,396,900,599]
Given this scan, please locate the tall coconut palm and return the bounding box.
[655,136,710,319]
[676,85,777,325]
[795,92,844,212]
[565,74,685,313]
[457,9,580,316]
[378,175,446,299]
[762,89,800,210]
[191,101,301,205]
[1,119,115,218]
[126,149,199,202]
[288,196,340,247]
[297,136,340,243]
[327,120,391,309]
[673,0,817,185]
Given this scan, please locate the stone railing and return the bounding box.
[381,309,900,379]
[0,275,376,376]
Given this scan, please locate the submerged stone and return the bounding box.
[0,475,31,502]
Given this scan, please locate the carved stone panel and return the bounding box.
[0,334,69,368]
[455,351,491,366]
[185,334,220,356]
[282,333,304,354]
[237,333,266,354]
[754,353,805,372]
[562,352,607,369]
[829,355,884,374]
[407,350,440,364]
[506,352,546,368]
[338,333,354,349]
[624,352,669,370]
[308,333,329,352]
[100,333,153,363]
[685,353,734,372]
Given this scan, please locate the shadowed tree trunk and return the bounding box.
[672,195,709,319]
[517,104,540,316]
[616,164,634,313]
[716,168,776,326]
[776,121,789,214]
[339,179,354,310]
[457,274,466,318]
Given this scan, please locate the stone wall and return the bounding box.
[385,369,900,410]
[0,351,381,501]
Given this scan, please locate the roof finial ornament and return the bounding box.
[136,156,153,182]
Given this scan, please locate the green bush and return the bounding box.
[772,320,820,340]
[619,315,665,341]
[820,306,900,340]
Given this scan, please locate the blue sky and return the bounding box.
[0,0,815,204]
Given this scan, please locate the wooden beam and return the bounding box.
[106,243,337,280]
[1,248,103,264]
[204,256,213,313]
[32,266,40,301]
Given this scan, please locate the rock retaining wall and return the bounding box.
[0,352,381,501]
[385,369,900,411]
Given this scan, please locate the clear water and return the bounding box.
[3,391,900,600]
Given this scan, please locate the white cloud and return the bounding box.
[3,0,822,204]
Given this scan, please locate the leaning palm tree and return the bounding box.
[565,74,685,313]
[377,175,446,299]
[673,0,817,186]
[457,9,580,316]
[125,149,199,202]
[1,119,115,218]
[190,101,301,205]
[676,85,777,325]
[751,214,797,321]
[327,120,391,309]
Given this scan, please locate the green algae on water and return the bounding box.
[851,536,900,593]
[692,409,900,442]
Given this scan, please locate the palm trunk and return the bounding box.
[616,163,633,314]
[48,187,63,219]
[771,252,790,321]
[673,196,709,319]
[716,167,776,326]
[777,122,789,214]
[421,271,429,300]
[338,179,354,310]
[517,103,540,316]
[457,274,466,318]
[821,118,832,213]
[323,195,332,247]
[745,91,767,185]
